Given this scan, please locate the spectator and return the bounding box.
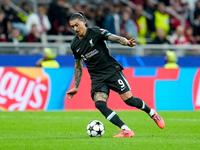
[64,2,75,35]
[185,26,196,44]
[164,50,179,69]
[169,0,182,13]
[153,2,170,38]
[170,25,189,56]
[36,48,60,68]
[170,8,190,32]
[159,0,170,6]
[135,4,148,44]
[120,11,138,39]
[73,2,82,11]
[80,2,88,16]
[169,25,189,44]
[144,0,156,34]
[7,27,24,53]
[164,0,194,30]
[95,4,105,28]
[103,3,121,35]
[123,5,133,14]
[0,10,8,41]
[7,27,24,44]
[24,24,41,42]
[1,0,27,35]
[47,0,67,35]
[25,4,51,34]
[151,28,170,44]
[182,1,191,23]
[147,28,170,55]
[17,2,33,23]
[85,5,96,27]
[194,0,200,19]
[1,0,17,22]
[193,14,200,44]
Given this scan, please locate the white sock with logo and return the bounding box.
[121,124,131,131]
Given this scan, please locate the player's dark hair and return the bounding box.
[69,11,86,21]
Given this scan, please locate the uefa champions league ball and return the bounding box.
[86,120,105,137]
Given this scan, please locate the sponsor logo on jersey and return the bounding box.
[81,49,99,61]
[0,67,50,111]
[85,49,99,59]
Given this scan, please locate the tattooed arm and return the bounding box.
[107,34,137,47]
[74,60,83,88]
[66,59,83,99]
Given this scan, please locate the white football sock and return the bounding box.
[149,109,155,117]
[121,124,131,131]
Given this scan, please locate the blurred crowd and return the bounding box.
[0,0,200,45]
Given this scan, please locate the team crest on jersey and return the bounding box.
[89,39,94,47]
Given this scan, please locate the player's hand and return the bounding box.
[66,88,78,99]
[127,37,137,47]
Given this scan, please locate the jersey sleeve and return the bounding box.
[73,53,81,62]
[70,42,81,62]
[72,49,81,62]
[93,27,111,40]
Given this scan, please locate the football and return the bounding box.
[86,120,105,137]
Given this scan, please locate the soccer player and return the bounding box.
[66,12,165,138]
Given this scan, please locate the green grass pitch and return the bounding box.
[0,111,200,150]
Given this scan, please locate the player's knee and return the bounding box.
[95,101,107,110]
[93,92,108,102]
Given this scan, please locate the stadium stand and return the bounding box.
[0,0,200,57]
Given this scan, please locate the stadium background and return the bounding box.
[0,0,200,111]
